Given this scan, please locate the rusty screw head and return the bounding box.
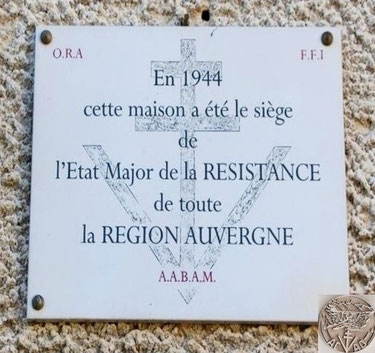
[40,30,52,45]
[321,31,333,46]
[32,295,44,310]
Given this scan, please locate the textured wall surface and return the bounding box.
[0,0,374,352]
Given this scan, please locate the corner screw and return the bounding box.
[40,30,52,45]
[32,295,44,310]
[321,31,333,46]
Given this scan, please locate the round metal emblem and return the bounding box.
[319,296,375,352]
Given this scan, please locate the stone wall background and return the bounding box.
[0,0,374,352]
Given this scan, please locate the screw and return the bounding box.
[40,30,52,45]
[321,31,333,46]
[32,295,44,310]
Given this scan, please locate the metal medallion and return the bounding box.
[319,296,375,352]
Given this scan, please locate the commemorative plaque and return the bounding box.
[28,27,348,322]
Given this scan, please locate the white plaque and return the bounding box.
[28,26,349,322]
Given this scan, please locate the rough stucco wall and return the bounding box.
[0,0,374,352]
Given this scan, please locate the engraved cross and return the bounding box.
[135,39,240,269]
